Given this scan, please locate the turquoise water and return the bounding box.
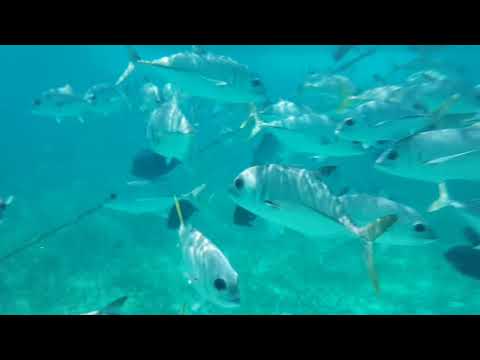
[1,45,480,314]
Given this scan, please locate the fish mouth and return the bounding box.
[227,186,238,199]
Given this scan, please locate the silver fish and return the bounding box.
[146,96,195,164]
[116,46,267,104]
[83,83,130,116]
[375,122,480,183]
[228,164,398,294]
[173,197,240,308]
[340,193,437,246]
[32,84,90,124]
[246,100,364,158]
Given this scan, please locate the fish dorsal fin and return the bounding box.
[431,93,462,125]
[186,184,207,201]
[200,76,229,87]
[101,296,128,315]
[423,149,480,166]
[58,84,74,95]
[336,186,351,197]
[126,46,141,62]
[192,45,207,55]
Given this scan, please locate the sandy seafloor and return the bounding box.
[1,45,480,314]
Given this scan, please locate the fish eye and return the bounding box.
[251,78,262,87]
[414,223,426,233]
[214,278,227,291]
[387,150,399,160]
[32,99,42,106]
[234,177,244,191]
[345,118,355,126]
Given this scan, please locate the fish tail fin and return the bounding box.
[431,93,461,127]
[5,196,14,206]
[101,296,128,315]
[126,45,141,63]
[357,214,398,243]
[240,104,263,140]
[336,82,354,113]
[337,96,352,113]
[356,214,398,296]
[428,182,463,212]
[115,46,141,86]
[186,184,207,202]
[173,195,185,227]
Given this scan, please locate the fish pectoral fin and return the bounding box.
[264,200,281,209]
[373,120,392,128]
[55,117,62,124]
[423,149,480,165]
[115,61,136,87]
[78,116,85,124]
[200,76,229,87]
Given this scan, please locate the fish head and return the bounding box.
[204,249,241,308]
[31,93,61,115]
[32,89,87,117]
[258,100,301,121]
[335,115,373,143]
[228,166,263,212]
[141,82,163,109]
[407,220,438,243]
[391,206,438,244]
[83,84,124,113]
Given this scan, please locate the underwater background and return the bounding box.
[1,45,480,314]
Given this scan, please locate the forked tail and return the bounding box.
[354,214,398,296]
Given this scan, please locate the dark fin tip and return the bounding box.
[167,199,197,229]
[233,205,257,227]
[463,226,480,247]
[319,165,337,177]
